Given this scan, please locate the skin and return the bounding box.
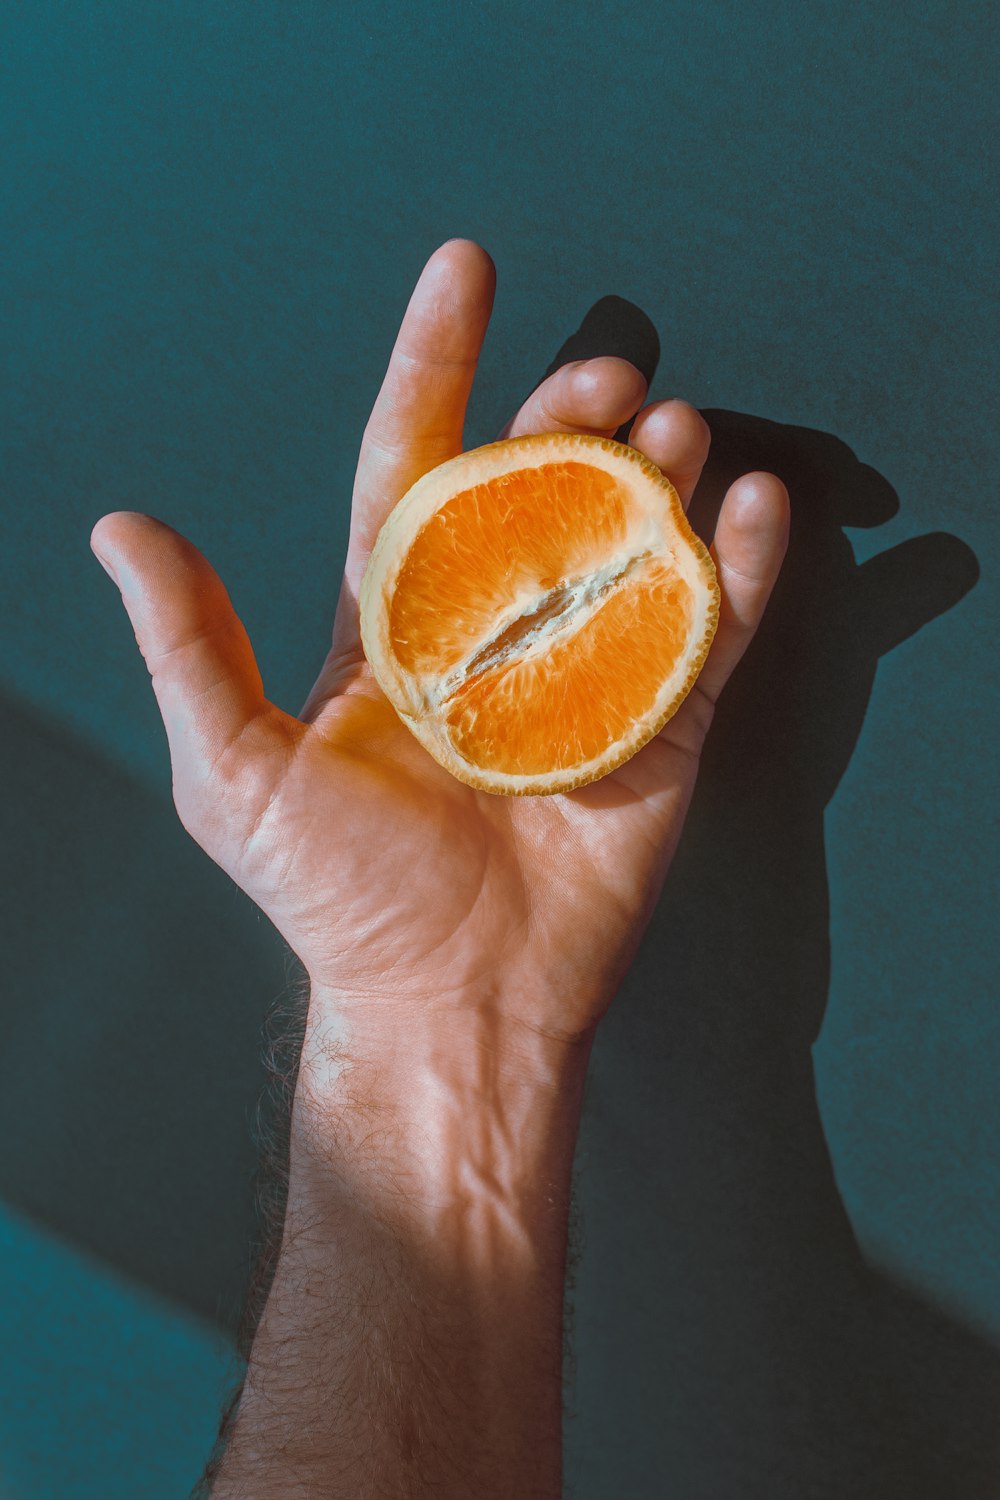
[92,239,789,1496]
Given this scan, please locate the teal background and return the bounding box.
[1,1,996,1495]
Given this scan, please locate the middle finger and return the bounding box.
[496,356,647,440]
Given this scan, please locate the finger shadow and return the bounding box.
[544,304,988,1497]
[538,295,662,423]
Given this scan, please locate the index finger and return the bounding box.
[339,239,496,627]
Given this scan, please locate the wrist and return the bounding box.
[288,981,593,1277]
[216,982,592,1497]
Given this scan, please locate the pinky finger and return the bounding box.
[695,471,790,705]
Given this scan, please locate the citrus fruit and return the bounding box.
[359,431,719,795]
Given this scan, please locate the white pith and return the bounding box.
[419,539,658,714]
[359,434,719,794]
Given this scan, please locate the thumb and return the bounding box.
[90,511,287,834]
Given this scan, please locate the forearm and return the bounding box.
[209,988,593,1498]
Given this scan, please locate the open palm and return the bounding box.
[92,240,788,1065]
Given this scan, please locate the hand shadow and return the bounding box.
[527,302,990,1499]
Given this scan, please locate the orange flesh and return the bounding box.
[390,462,631,675]
[387,460,694,776]
[448,560,693,773]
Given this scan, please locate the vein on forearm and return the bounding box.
[193,959,585,1499]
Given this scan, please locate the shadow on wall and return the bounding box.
[543,303,992,1499]
[0,698,287,1331]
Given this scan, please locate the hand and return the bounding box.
[93,239,790,1496]
[91,239,789,1090]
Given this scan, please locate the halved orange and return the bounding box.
[359,432,719,795]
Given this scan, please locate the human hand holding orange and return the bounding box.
[92,238,787,1074]
[92,240,789,1496]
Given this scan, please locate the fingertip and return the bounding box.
[722,471,790,559]
[91,512,140,583]
[89,511,164,585]
[629,398,711,507]
[437,235,493,260]
[726,469,790,522]
[545,356,646,433]
[426,237,497,295]
[571,356,647,408]
[91,510,128,551]
[634,397,711,449]
[91,509,159,547]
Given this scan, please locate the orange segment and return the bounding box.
[445,560,694,775]
[359,432,719,796]
[389,461,631,676]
